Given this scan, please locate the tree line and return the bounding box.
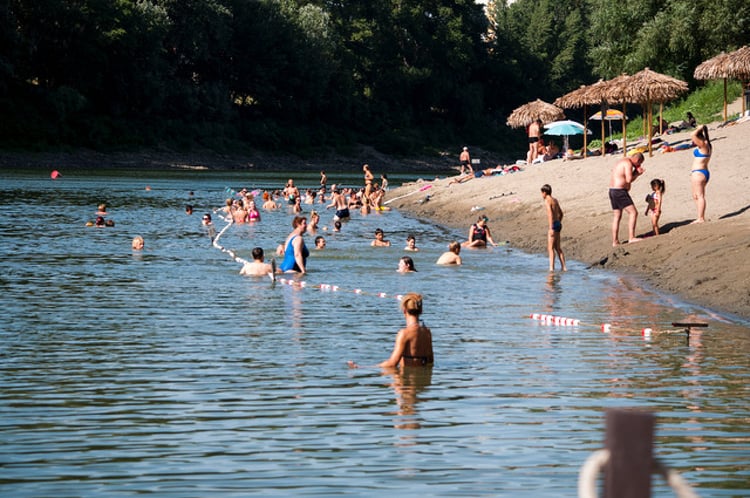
[1,0,747,155]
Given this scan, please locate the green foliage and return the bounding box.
[0,0,748,157]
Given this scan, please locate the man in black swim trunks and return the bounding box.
[327,186,350,221]
[527,119,542,164]
[609,153,645,246]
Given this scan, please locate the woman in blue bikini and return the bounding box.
[690,125,712,223]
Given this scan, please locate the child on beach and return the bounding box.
[645,179,665,235]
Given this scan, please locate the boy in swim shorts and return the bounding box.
[541,184,566,272]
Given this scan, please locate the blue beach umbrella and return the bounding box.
[544,120,590,151]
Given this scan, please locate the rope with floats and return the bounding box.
[526,313,708,340]
[211,216,406,301]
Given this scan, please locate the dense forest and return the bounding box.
[1,0,748,155]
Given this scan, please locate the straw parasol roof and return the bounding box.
[506,99,565,128]
[555,81,604,109]
[694,51,733,80]
[695,46,750,119]
[727,45,750,81]
[602,69,688,156]
[554,80,614,156]
[618,68,688,104]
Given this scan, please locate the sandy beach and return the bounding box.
[386,105,750,320]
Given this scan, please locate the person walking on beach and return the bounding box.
[609,153,644,246]
[541,184,567,272]
[459,147,473,175]
[645,179,665,235]
[527,119,542,164]
[690,125,712,223]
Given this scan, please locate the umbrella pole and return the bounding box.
[648,101,653,157]
[601,114,606,155]
[622,103,628,157]
[723,78,727,122]
[583,105,588,159]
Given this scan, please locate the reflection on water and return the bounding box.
[0,170,748,497]
[383,366,433,431]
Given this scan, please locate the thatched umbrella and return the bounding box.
[694,52,734,121]
[506,99,565,129]
[554,80,612,156]
[727,45,750,78]
[629,68,688,155]
[727,45,750,115]
[596,73,634,156]
[606,69,688,156]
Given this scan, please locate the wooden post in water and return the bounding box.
[604,409,655,498]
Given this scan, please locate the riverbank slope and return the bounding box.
[386,117,750,320]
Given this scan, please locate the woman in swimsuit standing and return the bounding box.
[246,199,261,222]
[279,215,309,274]
[690,125,712,223]
[378,293,433,368]
[363,164,374,203]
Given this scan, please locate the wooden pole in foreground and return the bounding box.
[604,409,655,498]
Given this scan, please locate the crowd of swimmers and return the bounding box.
[86,203,116,228]
[197,165,520,370]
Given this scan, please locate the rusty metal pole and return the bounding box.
[604,409,655,498]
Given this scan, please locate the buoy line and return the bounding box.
[211,216,406,301]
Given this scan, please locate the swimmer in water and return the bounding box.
[404,234,418,252]
[240,247,276,277]
[348,293,433,369]
[436,241,462,265]
[397,256,417,273]
[462,216,497,248]
[371,228,391,247]
[132,236,144,250]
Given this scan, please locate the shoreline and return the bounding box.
[2,108,748,320]
[0,145,461,175]
[385,119,750,321]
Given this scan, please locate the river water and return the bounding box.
[1,169,748,497]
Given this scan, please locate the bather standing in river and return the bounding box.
[279,216,309,274]
[379,293,433,367]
